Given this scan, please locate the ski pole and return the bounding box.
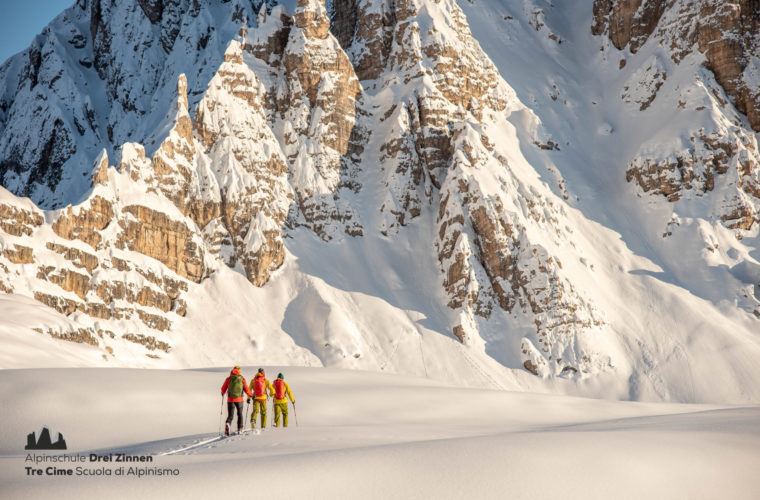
[293,402,298,427]
[244,400,250,430]
[218,394,224,436]
[269,398,273,428]
[243,402,248,433]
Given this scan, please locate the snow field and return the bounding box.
[0,366,757,499]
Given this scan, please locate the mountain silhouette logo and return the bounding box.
[25,427,67,450]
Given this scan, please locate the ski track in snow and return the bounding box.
[159,435,226,456]
[160,429,269,456]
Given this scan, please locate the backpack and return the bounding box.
[228,374,243,398]
[274,379,286,400]
[253,375,268,397]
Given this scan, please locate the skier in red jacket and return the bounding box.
[221,366,253,435]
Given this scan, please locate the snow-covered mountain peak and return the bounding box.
[1,0,760,404]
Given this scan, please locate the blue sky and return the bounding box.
[0,0,74,63]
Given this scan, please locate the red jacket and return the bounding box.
[221,368,253,402]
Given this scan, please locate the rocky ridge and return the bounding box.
[0,180,194,357]
[0,0,263,208]
[324,0,610,375]
[593,0,760,231]
[0,0,613,376]
[3,0,759,388]
[593,0,760,130]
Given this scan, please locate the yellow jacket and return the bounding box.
[273,379,294,404]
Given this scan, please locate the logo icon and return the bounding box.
[25,427,67,450]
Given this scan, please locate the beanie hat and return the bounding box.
[277,373,284,379]
[233,366,241,371]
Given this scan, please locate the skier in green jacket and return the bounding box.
[221,366,253,435]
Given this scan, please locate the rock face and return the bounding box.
[0,0,263,208]
[624,127,760,229]
[274,0,364,238]
[0,0,624,376]
[193,39,292,285]
[328,0,608,375]
[594,0,760,231]
[593,0,760,131]
[0,182,189,356]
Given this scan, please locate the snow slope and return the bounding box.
[454,0,760,403]
[0,367,758,499]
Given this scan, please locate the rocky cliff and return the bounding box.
[594,0,760,230]
[0,0,609,377]
[593,0,760,131]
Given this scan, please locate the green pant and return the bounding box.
[251,399,267,428]
[274,402,289,427]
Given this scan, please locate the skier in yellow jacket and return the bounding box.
[248,368,274,428]
[272,373,295,427]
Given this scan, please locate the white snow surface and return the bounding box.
[0,367,758,499]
